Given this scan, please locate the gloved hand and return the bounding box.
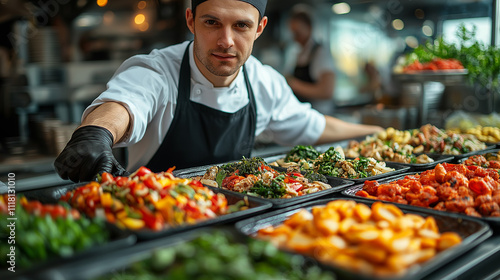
[54,125,129,182]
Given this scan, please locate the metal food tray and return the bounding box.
[385,154,454,171]
[27,226,337,280]
[263,154,411,183]
[0,191,137,279]
[440,145,497,162]
[392,70,468,83]
[341,173,500,228]
[235,197,492,280]
[12,182,273,241]
[173,164,354,209]
[457,148,500,164]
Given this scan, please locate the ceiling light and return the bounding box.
[392,19,404,30]
[332,3,351,15]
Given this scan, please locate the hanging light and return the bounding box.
[134,13,146,25]
[392,19,404,30]
[96,0,107,7]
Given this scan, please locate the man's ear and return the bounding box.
[186,8,195,34]
[255,16,268,40]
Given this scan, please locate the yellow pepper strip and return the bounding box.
[19,196,28,206]
[100,192,113,208]
[121,217,145,230]
[116,210,128,220]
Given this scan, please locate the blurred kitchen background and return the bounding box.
[0,0,499,187]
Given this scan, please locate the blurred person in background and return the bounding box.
[286,5,336,116]
[359,61,383,103]
[54,0,383,182]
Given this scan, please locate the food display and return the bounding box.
[448,126,500,144]
[445,112,500,134]
[255,200,462,277]
[96,230,335,280]
[463,150,500,169]
[61,166,244,231]
[195,157,332,199]
[0,195,110,269]
[394,24,500,98]
[355,163,500,217]
[346,135,434,164]
[366,125,488,155]
[270,145,396,179]
[401,58,464,72]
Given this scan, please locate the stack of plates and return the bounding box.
[28,27,61,64]
[28,27,64,84]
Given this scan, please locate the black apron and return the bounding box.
[146,42,257,172]
[292,42,320,103]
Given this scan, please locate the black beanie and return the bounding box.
[191,0,267,18]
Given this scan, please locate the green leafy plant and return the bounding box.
[407,23,500,96]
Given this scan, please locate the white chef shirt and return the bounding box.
[83,41,326,171]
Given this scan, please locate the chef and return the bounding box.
[54,0,383,182]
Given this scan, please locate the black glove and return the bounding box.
[54,125,128,182]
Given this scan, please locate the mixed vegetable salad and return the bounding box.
[196,157,331,199]
[61,166,244,231]
[272,145,395,179]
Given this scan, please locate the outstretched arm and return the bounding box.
[54,102,131,182]
[80,102,131,143]
[287,71,335,100]
[315,115,384,145]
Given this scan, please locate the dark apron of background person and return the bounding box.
[292,42,320,104]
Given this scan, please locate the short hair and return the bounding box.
[289,6,313,28]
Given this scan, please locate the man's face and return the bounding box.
[186,0,267,86]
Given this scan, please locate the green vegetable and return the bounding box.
[304,171,328,183]
[220,157,266,176]
[226,200,247,213]
[284,145,320,162]
[215,169,227,188]
[407,23,500,97]
[175,184,195,199]
[0,201,109,269]
[247,175,286,199]
[410,157,417,164]
[97,230,336,280]
[320,147,344,163]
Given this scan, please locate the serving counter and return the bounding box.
[2,140,500,280]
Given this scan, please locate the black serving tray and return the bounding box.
[341,173,500,229]
[31,226,337,280]
[173,164,354,209]
[385,154,454,171]
[263,154,411,183]
[457,148,500,165]
[11,181,273,241]
[265,153,453,172]
[235,197,492,280]
[326,161,410,183]
[439,145,497,162]
[0,202,137,280]
[131,185,272,240]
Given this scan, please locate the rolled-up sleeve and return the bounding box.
[82,53,171,146]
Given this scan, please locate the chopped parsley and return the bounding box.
[247,175,286,198]
[284,145,320,162]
